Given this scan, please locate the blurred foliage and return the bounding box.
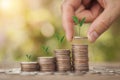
[0,0,120,63]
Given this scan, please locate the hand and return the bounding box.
[62,0,120,42]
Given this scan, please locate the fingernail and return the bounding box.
[87,34,93,42]
[88,31,99,42]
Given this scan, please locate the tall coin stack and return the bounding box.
[54,49,71,72]
[72,37,89,72]
[38,57,56,72]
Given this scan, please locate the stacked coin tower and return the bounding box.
[21,36,89,73]
[21,62,39,72]
[54,49,71,72]
[72,36,89,72]
[38,57,56,72]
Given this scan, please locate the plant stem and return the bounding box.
[77,25,81,36]
[79,27,80,36]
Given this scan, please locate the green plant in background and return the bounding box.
[55,33,65,48]
[26,54,32,61]
[55,34,65,43]
[72,16,86,36]
[42,46,49,56]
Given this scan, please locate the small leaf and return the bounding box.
[72,16,79,24]
[42,46,49,54]
[79,17,86,27]
[42,46,45,50]
[26,54,28,58]
[29,55,31,59]
[26,54,32,60]
[45,47,49,52]
[55,33,60,41]
[60,35,65,43]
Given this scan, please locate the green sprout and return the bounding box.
[72,16,86,36]
[26,54,32,61]
[55,33,65,43]
[55,33,65,48]
[42,46,49,55]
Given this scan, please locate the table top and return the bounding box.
[0,72,120,80]
[0,62,120,80]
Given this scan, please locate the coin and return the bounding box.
[54,49,72,72]
[38,57,56,72]
[72,44,89,72]
[54,49,70,53]
[55,55,70,59]
[72,45,88,49]
[38,57,55,62]
[21,62,39,72]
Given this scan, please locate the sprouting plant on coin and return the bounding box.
[26,54,32,61]
[55,33,65,48]
[72,16,86,36]
[42,46,49,55]
[55,33,65,43]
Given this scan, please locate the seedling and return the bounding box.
[72,16,86,36]
[26,54,32,61]
[55,33,65,48]
[42,46,49,55]
[55,33,65,43]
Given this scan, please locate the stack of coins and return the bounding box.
[54,49,71,72]
[38,57,55,72]
[72,37,89,72]
[21,62,39,72]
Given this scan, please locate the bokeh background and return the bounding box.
[0,0,120,64]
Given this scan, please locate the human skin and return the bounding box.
[62,0,120,42]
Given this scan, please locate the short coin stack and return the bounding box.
[21,62,39,72]
[72,37,89,72]
[38,57,55,72]
[54,49,71,72]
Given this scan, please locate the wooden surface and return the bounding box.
[0,73,120,80]
[0,62,120,80]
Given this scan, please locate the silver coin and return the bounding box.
[54,49,70,53]
[0,69,5,73]
[74,65,89,69]
[58,65,71,68]
[56,56,70,60]
[5,68,21,75]
[74,55,89,60]
[38,57,55,62]
[72,50,88,52]
[56,59,71,61]
[72,45,88,47]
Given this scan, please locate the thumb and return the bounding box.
[87,7,120,42]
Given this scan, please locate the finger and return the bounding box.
[62,5,74,41]
[91,2,103,18]
[82,0,91,6]
[75,3,103,22]
[82,0,91,8]
[62,0,81,41]
[75,4,85,14]
[87,7,119,42]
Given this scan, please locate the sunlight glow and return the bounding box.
[0,0,13,11]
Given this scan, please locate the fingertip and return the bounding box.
[66,30,73,42]
[87,30,99,43]
[87,34,95,43]
[66,35,72,42]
